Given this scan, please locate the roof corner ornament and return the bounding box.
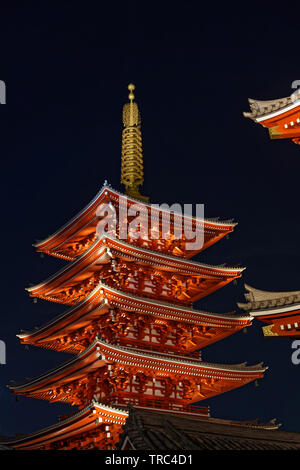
[243,87,300,145]
[121,84,149,202]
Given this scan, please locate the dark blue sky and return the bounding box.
[1,2,300,437]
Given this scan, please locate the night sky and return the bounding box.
[1,3,300,438]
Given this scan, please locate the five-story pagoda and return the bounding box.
[7,85,266,450]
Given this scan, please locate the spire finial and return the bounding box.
[128,83,135,102]
[121,84,149,201]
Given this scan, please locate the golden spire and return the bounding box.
[121,84,149,201]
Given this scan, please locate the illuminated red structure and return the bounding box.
[6,85,267,450]
[244,88,300,145]
[239,284,300,338]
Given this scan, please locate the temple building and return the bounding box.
[238,284,300,338]
[242,85,300,338]
[117,407,300,450]
[3,84,300,450]
[244,88,300,145]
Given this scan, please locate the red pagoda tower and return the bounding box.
[6,84,267,450]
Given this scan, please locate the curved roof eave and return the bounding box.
[19,280,252,340]
[10,338,267,391]
[34,183,237,249]
[27,234,245,294]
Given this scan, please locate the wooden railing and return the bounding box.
[58,400,210,422]
[112,398,210,417]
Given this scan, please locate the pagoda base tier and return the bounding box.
[4,405,298,451]
[2,401,128,450]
